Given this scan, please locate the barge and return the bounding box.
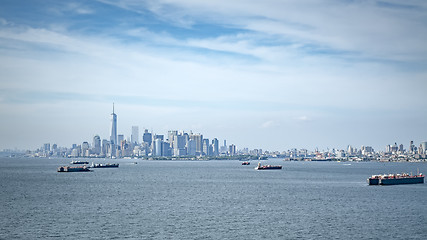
[58,166,91,172]
[70,160,89,164]
[368,173,424,185]
[255,162,282,170]
[90,163,119,168]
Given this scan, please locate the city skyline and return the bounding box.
[17,104,427,157]
[1,1,427,151]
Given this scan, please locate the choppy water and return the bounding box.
[1,158,426,239]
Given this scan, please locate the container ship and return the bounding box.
[90,163,119,168]
[367,173,424,185]
[57,166,91,172]
[255,162,282,170]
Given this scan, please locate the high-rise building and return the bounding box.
[203,138,210,156]
[118,134,124,146]
[102,139,109,156]
[110,103,117,157]
[143,129,152,147]
[212,138,219,156]
[186,139,196,156]
[43,143,50,152]
[421,142,427,154]
[173,134,186,156]
[168,130,178,149]
[229,144,236,156]
[153,138,163,156]
[131,126,139,144]
[190,133,203,155]
[92,135,101,155]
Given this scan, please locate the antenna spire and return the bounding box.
[113,102,115,114]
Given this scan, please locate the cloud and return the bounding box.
[261,120,276,129]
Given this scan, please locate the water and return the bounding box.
[1,158,426,239]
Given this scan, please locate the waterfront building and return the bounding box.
[162,141,171,156]
[153,138,163,156]
[173,134,186,156]
[186,139,196,156]
[131,126,139,144]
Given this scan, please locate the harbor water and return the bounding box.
[1,157,426,239]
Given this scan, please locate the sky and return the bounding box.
[1,0,427,152]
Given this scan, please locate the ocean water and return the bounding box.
[0,157,426,239]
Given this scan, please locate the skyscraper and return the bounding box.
[92,135,101,155]
[131,126,139,144]
[212,138,219,156]
[190,133,203,155]
[143,129,152,147]
[110,103,117,157]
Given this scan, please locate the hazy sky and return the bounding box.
[1,0,427,151]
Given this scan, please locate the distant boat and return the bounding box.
[255,162,282,170]
[241,161,250,165]
[58,166,91,172]
[367,173,424,185]
[90,163,119,168]
[70,160,89,164]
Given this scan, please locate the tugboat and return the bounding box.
[89,163,119,168]
[255,162,282,170]
[242,161,250,165]
[57,166,91,172]
[367,173,424,185]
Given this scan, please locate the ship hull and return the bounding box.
[91,165,119,168]
[368,176,424,185]
[255,166,282,170]
[90,163,119,168]
[367,178,380,185]
[379,177,424,185]
[57,166,91,172]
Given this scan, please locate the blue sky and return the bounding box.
[1,0,427,151]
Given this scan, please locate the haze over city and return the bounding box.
[1,0,427,151]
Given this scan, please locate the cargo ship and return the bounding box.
[255,162,282,170]
[90,163,119,168]
[241,161,250,165]
[57,166,91,172]
[367,173,424,185]
[70,160,89,164]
